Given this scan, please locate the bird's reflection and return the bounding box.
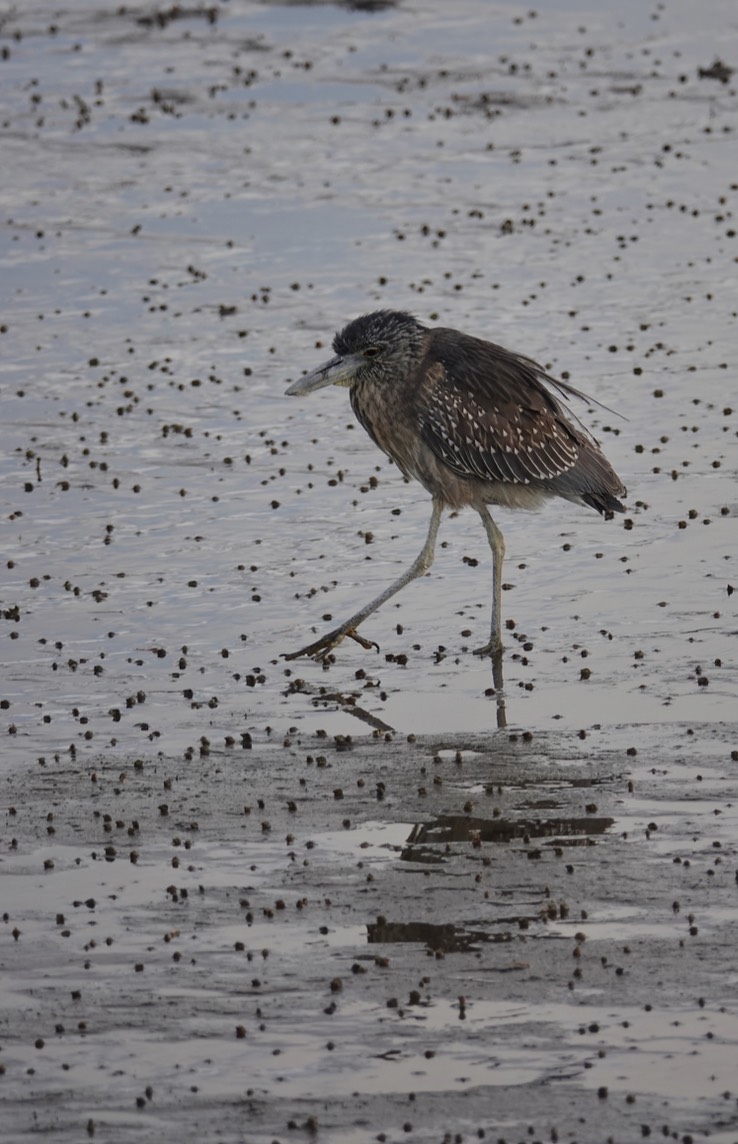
[285,646,508,731]
[490,649,507,729]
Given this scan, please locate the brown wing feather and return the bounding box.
[417,330,583,488]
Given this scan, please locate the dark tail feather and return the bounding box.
[582,490,626,517]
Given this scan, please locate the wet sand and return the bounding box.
[1,1,737,1141]
[4,726,738,1142]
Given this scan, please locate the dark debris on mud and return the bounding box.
[3,726,738,1143]
[2,0,738,1141]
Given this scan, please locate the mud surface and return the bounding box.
[1,1,737,1142]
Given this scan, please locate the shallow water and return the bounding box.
[1,1,738,1141]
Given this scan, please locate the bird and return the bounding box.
[283,309,626,662]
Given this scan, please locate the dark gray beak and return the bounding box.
[285,353,360,396]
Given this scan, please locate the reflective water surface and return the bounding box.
[1,1,737,1141]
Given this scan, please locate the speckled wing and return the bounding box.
[416,337,583,487]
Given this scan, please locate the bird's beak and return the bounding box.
[285,354,359,396]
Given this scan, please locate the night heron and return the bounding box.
[284,310,626,662]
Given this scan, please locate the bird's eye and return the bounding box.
[363,346,381,359]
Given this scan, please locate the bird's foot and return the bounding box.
[283,626,380,663]
[345,628,381,653]
[473,638,505,693]
[473,638,504,659]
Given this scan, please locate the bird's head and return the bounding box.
[285,310,427,396]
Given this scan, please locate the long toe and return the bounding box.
[283,626,381,662]
[345,628,380,653]
[473,637,504,658]
[283,631,347,661]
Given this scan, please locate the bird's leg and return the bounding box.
[284,500,444,662]
[473,507,506,657]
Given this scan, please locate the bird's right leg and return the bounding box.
[473,506,506,657]
[283,499,444,662]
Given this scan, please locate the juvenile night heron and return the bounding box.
[284,310,626,662]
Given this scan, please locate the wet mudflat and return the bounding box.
[3,726,738,1143]
[1,0,737,1141]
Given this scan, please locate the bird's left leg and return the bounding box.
[473,506,506,657]
[284,499,444,662]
